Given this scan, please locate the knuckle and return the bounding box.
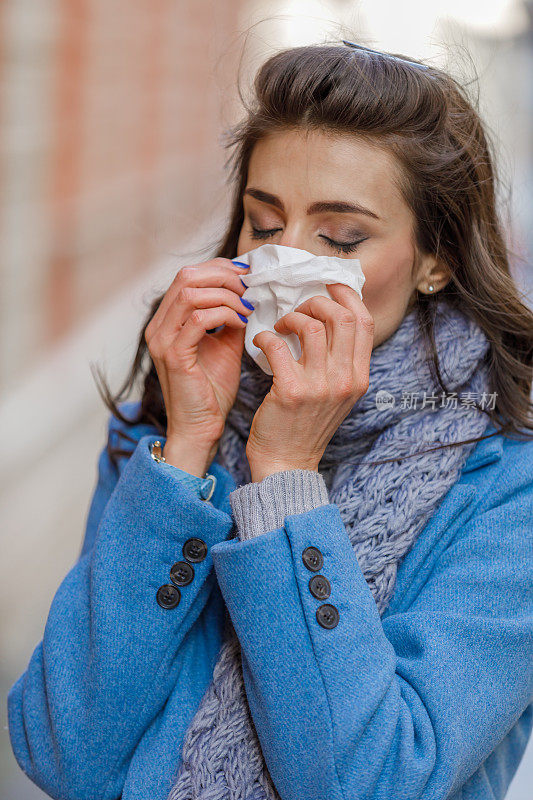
[306,320,324,336]
[284,382,303,403]
[147,341,160,360]
[190,309,205,325]
[358,312,375,332]
[268,338,287,354]
[356,374,370,395]
[338,310,357,326]
[337,375,357,398]
[148,336,165,361]
[178,286,194,303]
[176,266,195,283]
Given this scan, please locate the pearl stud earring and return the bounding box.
[428,284,435,293]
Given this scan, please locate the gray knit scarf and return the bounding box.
[167,297,492,800]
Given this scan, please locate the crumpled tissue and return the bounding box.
[234,243,366,375]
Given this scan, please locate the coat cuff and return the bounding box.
[229,469,330,540]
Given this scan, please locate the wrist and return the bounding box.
[162,438,218,478]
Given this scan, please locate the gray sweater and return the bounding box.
[228,468,331,541]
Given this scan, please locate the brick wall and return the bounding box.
[0,0,246,392]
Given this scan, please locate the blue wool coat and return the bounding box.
[7,400,533,800]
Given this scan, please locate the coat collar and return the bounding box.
[459,423,504,473]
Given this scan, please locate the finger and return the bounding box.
[164,306,248,370]
[148,261,250,341]
[166,286,254,343]
[274,310,328,371]
[292,293,356,370]
[158,258,248,322]
[327,284,374,388]
[252,330,297,379]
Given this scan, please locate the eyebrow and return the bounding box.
[243,187,381,220]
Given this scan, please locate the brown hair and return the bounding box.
[92,39,533,469]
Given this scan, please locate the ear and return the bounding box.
[415,254,452,295]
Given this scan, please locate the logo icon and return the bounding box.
[375,390,395,410]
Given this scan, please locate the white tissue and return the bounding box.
[235,243,365,375]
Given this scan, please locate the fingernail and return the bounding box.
[240,277,248,288]
[240,296,254,310]
[237,312,248,323]
[232,260,250,268]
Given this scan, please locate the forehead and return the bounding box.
[246,128,406,220]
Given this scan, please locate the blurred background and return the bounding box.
[1,1,532,797]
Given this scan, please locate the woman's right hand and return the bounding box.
[144,257,253,470]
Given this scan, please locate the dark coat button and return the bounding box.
[170,561,194,586]
[183,537,207,563]
[156,584,181,609]
[316,603,339,629]
[309,574,331,600]
[302,546,323,572]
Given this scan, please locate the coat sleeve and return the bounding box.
[211,472,533,800]
[77,411,132,560]
[7,420,235,800]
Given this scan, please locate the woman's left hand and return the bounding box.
[245,283,374,483]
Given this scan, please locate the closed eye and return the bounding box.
[249,226,367,255]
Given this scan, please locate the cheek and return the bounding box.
[359,248,416,346]
[360,247,414,308]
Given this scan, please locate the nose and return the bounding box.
[277,229,319,256]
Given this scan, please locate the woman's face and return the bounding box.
[236,128,450,348]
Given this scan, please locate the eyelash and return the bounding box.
[249,226,367,254]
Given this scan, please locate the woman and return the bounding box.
[7,40,533,800]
